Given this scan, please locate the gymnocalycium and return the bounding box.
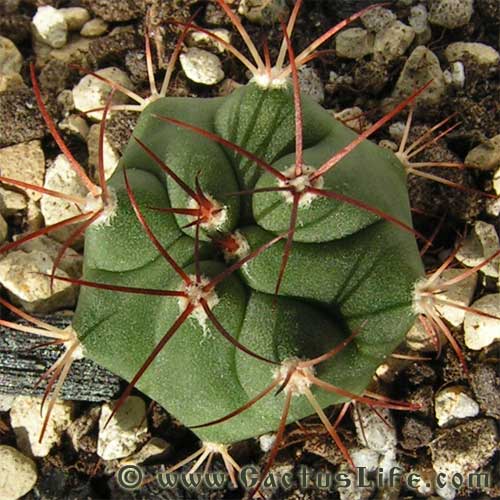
[2,0,496,492]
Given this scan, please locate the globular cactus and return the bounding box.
[70,1,427,464]
[2,0,496,491]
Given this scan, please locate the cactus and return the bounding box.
[1,0,497,491]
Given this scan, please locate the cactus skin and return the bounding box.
[72,82,424,445]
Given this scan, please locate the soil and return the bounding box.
[0,1,499,499]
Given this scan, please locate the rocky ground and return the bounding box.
[0,0,499,499]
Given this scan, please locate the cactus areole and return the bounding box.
[72,81,424,445]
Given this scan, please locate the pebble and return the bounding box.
[470,364,500,419]
[80,18,108,38]
[40,154,89,241]
[0,213,7,242]
[352,404,397,454]
[0,246,79,313]
[9,396,74,457]
[32,5,68,49]
[298,66,324,104]
[351,448,379,472]
[186,28,231,54]
[0,88,46,147]
[456,221,500,278]
[373,21,415,64]
[0,36,22,75]
[0,140,45,201]
[0,394,15,412]
[408,4,429,34]
[443,61,465,88]
[59,114,90,140]
[83,0,141,22]
[47,35,92,66]
[72,66,134,121]
[259,433,276,452]
[428,0,474,29]
[434,268,478,327]
[435,386,480,426]
[87,123,120,180]
[0,445,38,500]
[238,0,289,25]
[465,134,500,171]
[97,396,148,460]
[59,7,90,31]
[121,437,170,466]
[0,73,26,92]
[464,294,500,350]
[445,42,500,67]
[0,186,27,215]
[180,48,225,86]
[67,405,100,452]
[334,107,373,134]
[338,468,375,500]
[392,46,445,107]
[361,6,397,33]
[430,419,497,499]
[335,28,373,59]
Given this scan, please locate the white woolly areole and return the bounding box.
[178,275,219,335]
[278,165,324,207]
[202,442,228,454]
[63,326,85,360]
[84,187,117,227]
[251,70,289,89]
[273,358,315,396]
[412,277,435,315]
[187,195,228,231]
[222,230,250,262]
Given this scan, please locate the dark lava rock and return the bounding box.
[407,385,435,418]
[401,417,434,450]
[354,60,389,95]
[89,26,140,67]
[470,363,500,419]
[0,14,31,45]
[106,111,138,154]
[83,0,144,22]
[39,59,73,96]
[0,88,46,147]
[404,362,437,386]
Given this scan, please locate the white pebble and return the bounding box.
[0,445,38,500]
[180,48,225,85]
[428,0,474,29]
[59,7,90,31]
[353,404,397,454]
[444,61,465,88]
[298,66,324,103]
[80,18,108,38]
[465,134,500,171]
[435,386,480,426]
[335,28,373,59]
[456,221,500,278]
[259,433,276,452]
[374,21,415,64]
[87,124,120,180]
[445,42,500,67]
[464,293,500,350]
[0,36,23,75]
[361,6,397,33]
[351,448,380,472]
[408,4,429,34]
[97,396,148,460]
[40,154,89,242]
[10,396,74,457]
[72,66,134,120]
[186,28,231,54]
[0,247,79,313]
[32,5,68,49]
[0,140,45,201]
[121,437,170,466]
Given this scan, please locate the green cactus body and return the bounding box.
[72,82,424,444]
